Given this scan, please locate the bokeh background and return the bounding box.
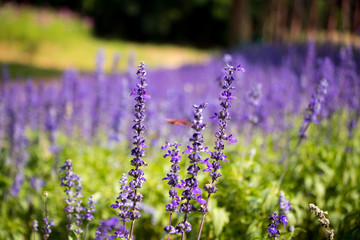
[1,1,360,240]
[1,0,360,76]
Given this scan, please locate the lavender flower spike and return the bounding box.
[278,191,293,216]
[278,191,293,232]
[41,191,55,240]
[162,141,182,239]
[83,196,96,240]
[267,211,288,239]
[60,159,76,234]
[59,159,84,238]
[299,78,329,139]
[32,219,38,240]
[111,174,131,239]
[127,61,150,239]
[177,103,208,240]
[197,62,244,240]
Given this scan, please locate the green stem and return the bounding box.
[83,222,89,240]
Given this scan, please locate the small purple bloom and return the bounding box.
[267,211,288,239]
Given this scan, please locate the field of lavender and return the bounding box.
[0,42,359,240]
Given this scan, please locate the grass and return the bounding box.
[0,4,211,78]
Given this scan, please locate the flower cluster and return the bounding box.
[245,83,262,125]
[176,103,208,235]
[84,196,96,221]
[127,61,150,237]
[196,62,244,239]
[59,159,77,232]
[205,64,242,184]
[161,141,182,235]
[95,217,119,240]
[60,159,95,237]
[32,192,55,240]
[278,191,293,216]
[32,219,39,232]
[309,203,334,240]
[110,174,131,238]
[73,176,84,235]
[267,211,288,239]
[299,78,329,138]
[41,216,55,240]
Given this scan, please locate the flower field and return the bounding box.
[0,42,359,240]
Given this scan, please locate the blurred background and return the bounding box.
[1,1,360,240]
[1,0,360,77]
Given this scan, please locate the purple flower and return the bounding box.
[95,217,121,240]
[41,217,55,240]
[111,173,132,238]
[299,78,329,139]
[205,62,243,183]
[32,219,39,232]
[59,159,84,234]
[162,142,183,236]
[30,176,45,192]
[267,211,288,239]
[278,191,293,216]
[123,62,150,238]
[176,103,208,234]
[84,196,96,221]
[245,83,263,126]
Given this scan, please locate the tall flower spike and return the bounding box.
[278,191,293,232]
[197,61,244,240]
[245,83,263,126]
[59,159,76,233]
[32,219,38,240]
[111,174,131,238]
[177,103,208,240]
[299,78,329,139]
[127,61,150,239]
[83,196,96,240]
[162,141,182,239]
[278,191,293,217]
[59,159,84,237]
[73,175,84,236]
[41,191,55,240]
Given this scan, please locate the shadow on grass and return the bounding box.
[1,61,63,80]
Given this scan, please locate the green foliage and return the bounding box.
[0,112,359,239]
[0,4,91,44]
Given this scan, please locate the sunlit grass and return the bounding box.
[0,4,212,78]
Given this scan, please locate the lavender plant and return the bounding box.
[278,77,329,186]
[245,83,262,126]
[95,217,120,240]
[278,191,293,221]
[83,196,96,240]
[59,159,77,236]
[126,61,150,239]
[110,174,131,238]
[59,159,88,239]
[41,191,55,240]
[298,78,329,139]
[161,141,182,239]
[176,103,208,239]
[1,45,360,239]
[197,63,245,239]
[31,220,39,240]
[267,211,288,239]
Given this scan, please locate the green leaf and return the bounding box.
[209,199,230,237]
